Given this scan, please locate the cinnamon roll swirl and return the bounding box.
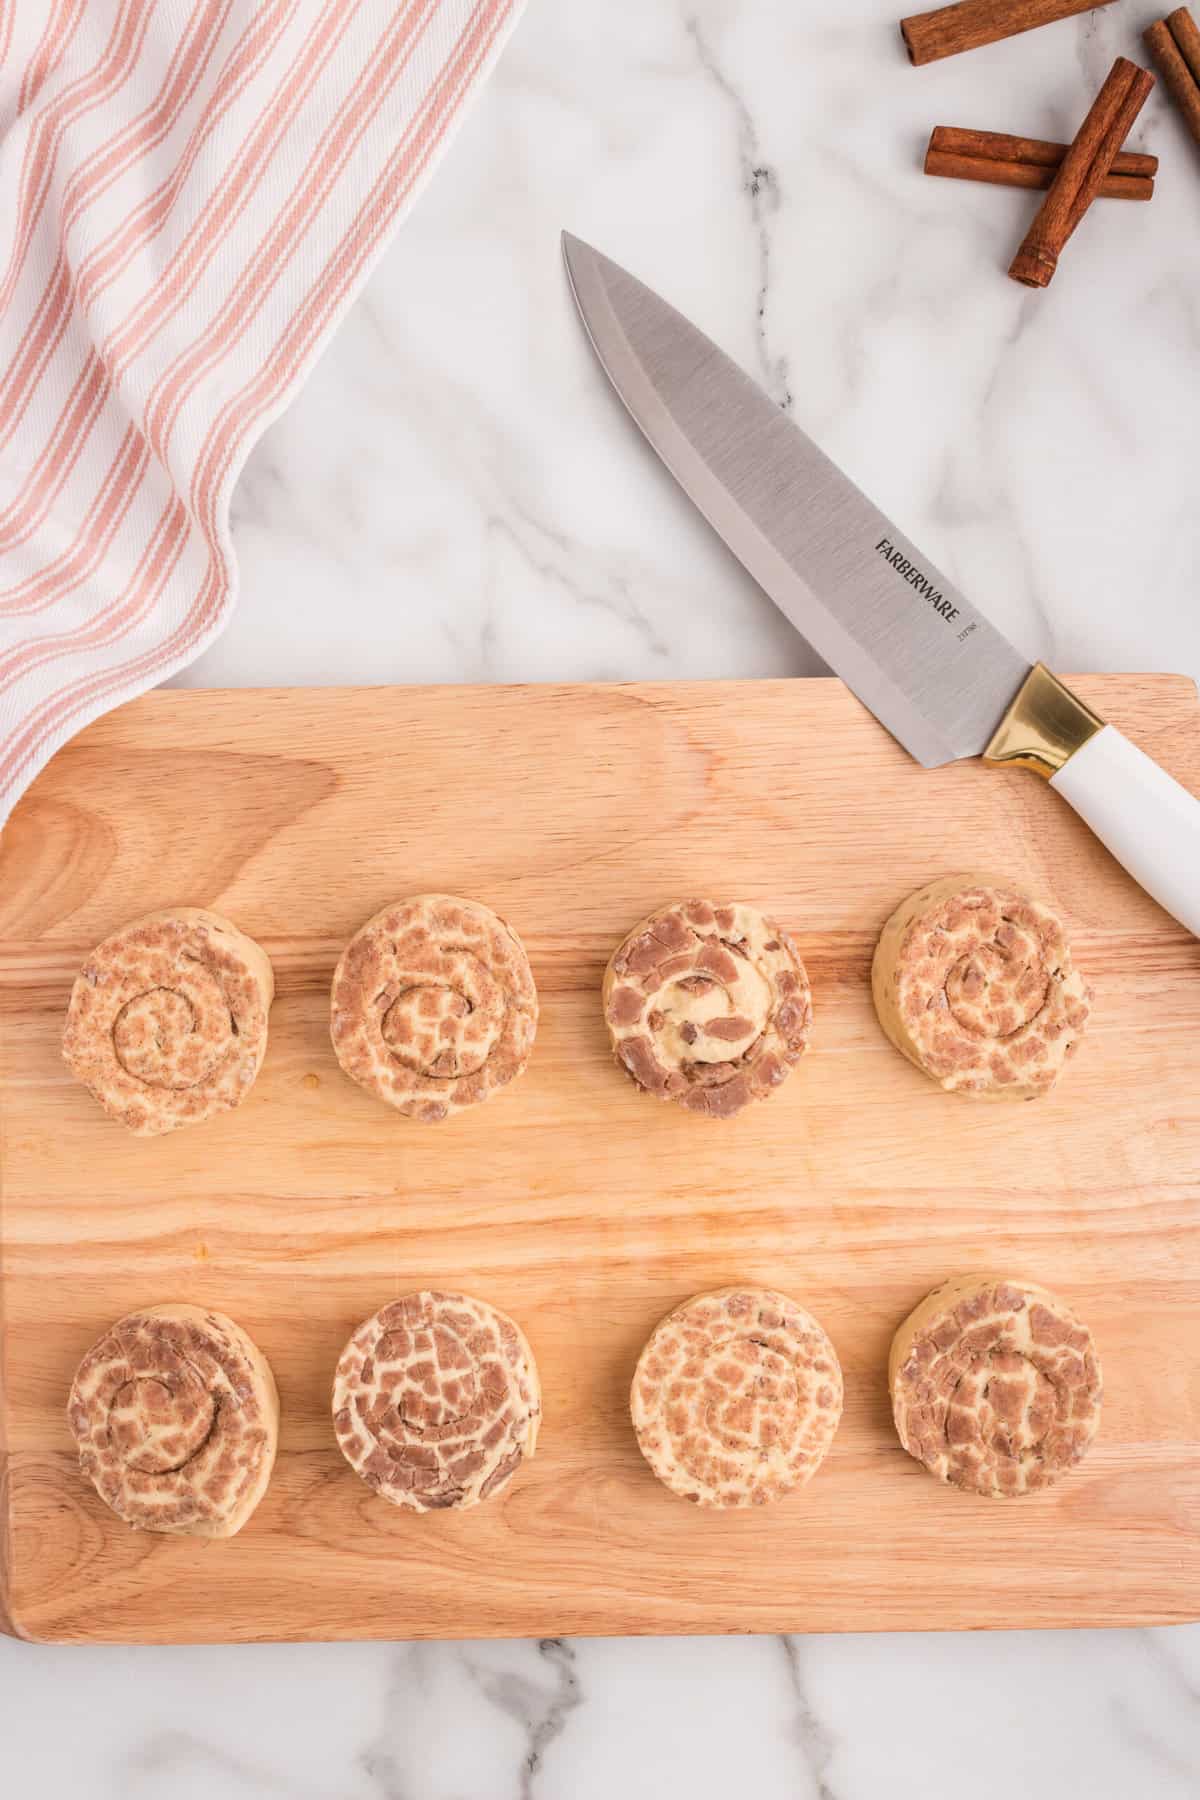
[602,900,812,1118]
[630,1287,842,1506]
[890,1275,1102,1497]
[330,896,536,1121]
[871,875,1091,1098]
[332,1291,540,1511]
[62,908,274,1135]
[67,1304,278,1536]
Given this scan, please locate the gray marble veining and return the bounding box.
[5,2,1200,1794]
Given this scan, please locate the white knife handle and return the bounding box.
[983,664,1200,939]
[1050,725,1200,937]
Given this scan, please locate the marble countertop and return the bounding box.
[4,1,1200,1793]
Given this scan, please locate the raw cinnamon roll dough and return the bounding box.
[62,908,273,1135]
[332,1291,541,1511]
[602,900,812,1118]
[889,1275,1101,1497]
[67,1304,279,1536]
[630,1287,842,1506]
[871,874,1091,1099]
[330,896,537,1122]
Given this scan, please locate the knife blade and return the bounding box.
[562,230,1200,938]
[562,231,1027,770]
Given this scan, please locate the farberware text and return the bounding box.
[874,538,960,622]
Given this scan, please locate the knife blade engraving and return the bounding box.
[874,538,960,624]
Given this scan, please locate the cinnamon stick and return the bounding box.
[901,0,1116,67]
[1008,58,1156,289]
[1145,9,1200,150]
[926,126,1156,199]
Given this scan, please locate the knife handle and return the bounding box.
[1050,727,1200,937]
[985,664,1200,938]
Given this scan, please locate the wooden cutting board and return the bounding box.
[2,675,1199,1644]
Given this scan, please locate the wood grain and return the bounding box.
[2,676,1199,1643]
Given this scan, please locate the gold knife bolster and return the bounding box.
[982,662,1105,781]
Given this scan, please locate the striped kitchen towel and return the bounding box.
[0,0,522,824]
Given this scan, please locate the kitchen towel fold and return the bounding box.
[0,0,522,824]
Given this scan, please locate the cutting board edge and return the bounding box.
[139,670,1200,717]
[12,1596,1200,1646]
[0,1187,16,1640]
[0,1472,15,1640]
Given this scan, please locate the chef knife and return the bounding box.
[562,231,1200,938]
